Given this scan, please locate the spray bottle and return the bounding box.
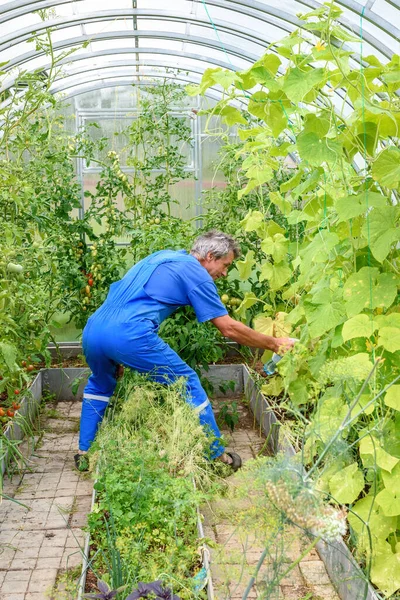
[263,338,299,375]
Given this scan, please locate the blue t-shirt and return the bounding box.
[144,256,228,323]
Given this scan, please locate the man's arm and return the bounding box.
[211,315,295,354]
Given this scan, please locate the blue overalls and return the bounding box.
[79,250,224,458]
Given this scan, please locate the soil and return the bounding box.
[84,564,98,593]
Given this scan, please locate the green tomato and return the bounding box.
[221,294,230,304]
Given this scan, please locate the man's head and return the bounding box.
[190,230,240,280]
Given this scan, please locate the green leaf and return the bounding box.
[374,273,398,310]
[343,267,397,318]
[253,314,274,336]
[342,314,377,342]
[379,327,400,353]
[269,191,291,215]
[211,70,241,90]
[384,385,400,411]
[303,113,331,137]
[236,292,260,319]
[335,191,387,223]
[286,210,315,225]
[237,250,256,280]
[372,147,400,189]
[0,342,17,371]
[360,437,400,472]
[280,170,303,193]
[288,377,309,406]
[309,396,348,443]
[262,377,284,397]
[297,131,342,166]
[261,233,288,262]
[375,489,400,517]
[248,91,269,120]
[245,164,274,185]
[382,461,400,495]
[305,300,345,338]
[370,548,400,597]
[300,231,339,266]
[240,210,264,232]
[329,462,364,504]
[361,206,400,263]
[282,68,325,102]
[348,495,397,552]
[219,106,247,126]
[259,261,292,290]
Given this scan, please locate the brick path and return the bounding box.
[0,401,92,600]
[205,402,340,600]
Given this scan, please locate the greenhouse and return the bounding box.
[0,0,399,598]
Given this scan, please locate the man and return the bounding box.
[75,230,295,471]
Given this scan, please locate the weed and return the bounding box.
[217,401,240,432]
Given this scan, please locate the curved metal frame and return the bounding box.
[57,79,236,107]
[0,0,397,62]
[1,0,398,53]
[3,30,261,72]
[0,9,288,54]
[51,68,229,95]
[0,50,242,94]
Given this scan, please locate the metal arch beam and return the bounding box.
[3,31,262,72]
[222,0,398,50]
[0,9,288,52]
[56,79,229,106]
[0,0,396,60]
[298,0,400,42]
[51,61,223,84]
[297,0,400,49]
[3,0,398,46]
[52,73,233,104]
[0,51,243,94]
[51,69,221,95]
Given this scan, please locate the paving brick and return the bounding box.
[41,530,68,547]
[61,548,83,569]
[27,569,58,593]
[299,561,332,586]
[310,584,341,599]
[2,570,31,594]
[0,595,26,600]
[35,556,61,570]
[280,584,312,599]
[65,529,85,549]
[279,565,305,587]
[9,556,37,570]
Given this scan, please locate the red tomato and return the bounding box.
[12,402,21,410]
[7,410,14,418]
[14,389,20,395]
[21,360,27,368]
[27,365,34,372]
[0,408,5,417]
[88,279,94,287]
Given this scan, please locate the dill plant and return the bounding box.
[87,372,225,598]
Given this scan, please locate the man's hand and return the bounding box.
[212,315,298,354]
[273,337,296,354]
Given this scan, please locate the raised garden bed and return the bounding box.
[2,365,380,600]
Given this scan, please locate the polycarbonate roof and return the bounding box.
[0,0,399,98]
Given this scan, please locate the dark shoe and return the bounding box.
[74,453,89,472]
[226,451,242,472]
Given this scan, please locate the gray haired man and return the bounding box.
[76,231,295,471]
